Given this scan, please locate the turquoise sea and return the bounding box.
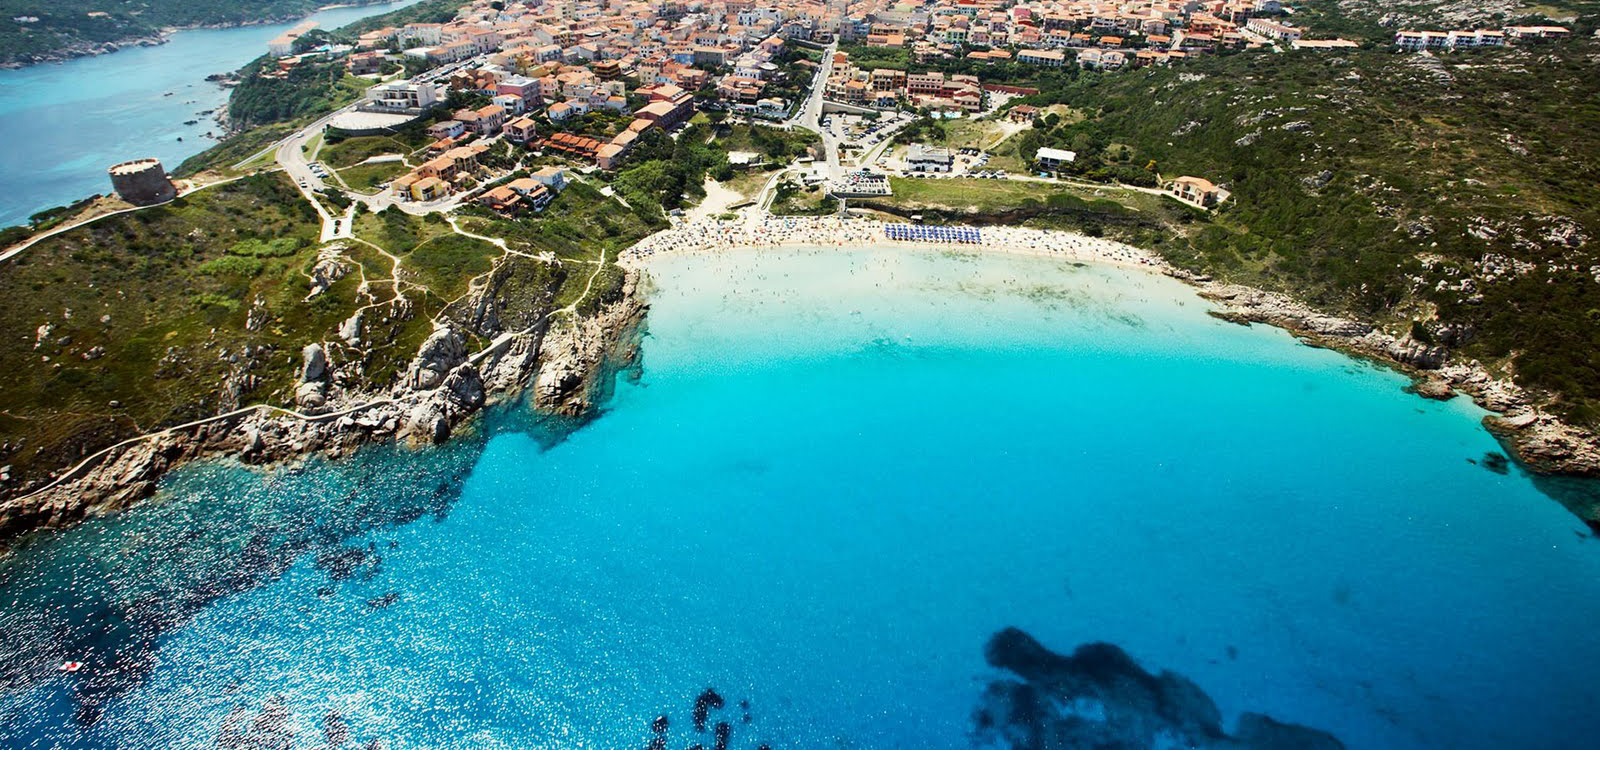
[0,0,421,228]
[1,246,1598,748]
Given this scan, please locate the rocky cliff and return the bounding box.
[0,268,646,551]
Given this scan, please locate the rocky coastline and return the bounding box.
[0,268,647,553]
[632,218,1600,497]
[1176,271,1600,502]
[0,1,397,70]
[0,35,170,69]
[3,223,1597,551]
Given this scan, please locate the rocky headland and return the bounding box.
[0,35,169,69]
[0,267,645,552]
[1181,273,1600,498]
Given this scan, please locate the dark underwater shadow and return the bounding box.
[972,628,1343,750]
[0,347,651,747]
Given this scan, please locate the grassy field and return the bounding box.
[715,124,821,165]
[890,177,1061,211]
[723,169,778,203]
[940,118,1019,151]
[872,175,1201,251]
[399,234,499,301]
[337,162,406,193]
[320,135,427,169]
[457,180,665,319]
[770,182,835,217]
[352,208,453,257]
[458,180,661,262]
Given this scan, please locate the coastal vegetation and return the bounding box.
[0,0,362,65]
[400,234,497,299]
[173,0,462,178]
[0,171,662,502]
[228,57,372,129]
[1293,0,1600,41]
[0,0,463,66]
[458,179,661,319]
[889,39,1600,425]
[770,180,836,217]
[337,161,408,192]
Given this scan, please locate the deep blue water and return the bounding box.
[1,246,1598,749]
[0,0,420,228]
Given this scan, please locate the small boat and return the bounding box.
[58,661,83,673]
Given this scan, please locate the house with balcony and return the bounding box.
[530,166,568,191]
[1169,176,1228,207]
[504,115,541,144]
[363,82,439,113]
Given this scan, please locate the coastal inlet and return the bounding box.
[0,246,1598,748]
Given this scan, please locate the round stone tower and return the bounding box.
[108,158,178,206]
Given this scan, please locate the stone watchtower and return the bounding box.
[108,158,178,206]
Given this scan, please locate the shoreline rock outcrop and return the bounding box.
[0,269,647,553]
[1181,274,1600,488]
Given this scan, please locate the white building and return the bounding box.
[1246,18,1302,43]
[1034,147,1077,169]
[530,166,567,192]
[904,144,954,173]
[364,82,440,112]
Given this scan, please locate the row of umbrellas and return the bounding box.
[884,224,983,244]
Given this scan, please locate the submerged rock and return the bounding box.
[245,695,295,750]
[323,709,348,748]
[692,688,726,732]
[973,628,1342,749]
[315,547,368,581]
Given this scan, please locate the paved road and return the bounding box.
[273,55,497,240]
[275,103,361,241]
[0,177,233,265]
[785,41,842,180]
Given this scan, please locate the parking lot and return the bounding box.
[823,111,916,163]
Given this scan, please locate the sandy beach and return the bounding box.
[619,215,1169,273]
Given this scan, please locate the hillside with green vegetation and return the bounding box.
[166,0,465,176]
[0,171,663,501]
[1292,0,1600,41]
[894,40,1600,424]
[228,57,373,129]
[0,0,393,65]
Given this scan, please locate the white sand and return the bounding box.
[684,178,746,223]
[619,216,1170,274]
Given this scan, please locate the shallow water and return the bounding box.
[2,246,1598,748]
[0,0,420,227]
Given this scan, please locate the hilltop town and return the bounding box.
[228,0,1580,216]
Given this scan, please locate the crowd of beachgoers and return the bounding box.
[619,216,1169,272]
